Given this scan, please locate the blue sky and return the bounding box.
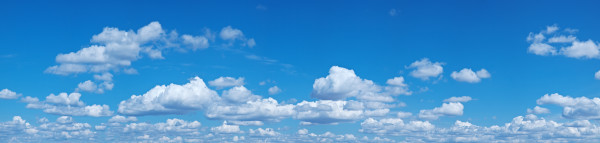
[2,0,600,142]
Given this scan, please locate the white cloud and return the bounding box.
[294,100,363,125]
[527,106,550,114]
[396,111,413,118]
[0,89,21,99]
[297,129,309,135]
[384,77,412,96]
[248,128,279,136]
[549,35,577,43]
[221,86,260,103]
[46,22,166,76]
[537,93,600,119]
[360,118,435,135]
[228,121,264,126]
[219,26,256,48]
[208,77,245,89]
[76,80,98,93]
[93,73,113,81]
[451,68,491,83]
[23,94,113,117]
[527,25,600,59]
[205,97,295,122]
[211,121,242,134]
[364,109,390,117]
[419,102,464,120]
[311,66,391,102]
[182,34,209,50]
[56,116,73,124]
[268,86,281,95]
[596,70,600,80]
[45,92,84,106]
[528,43,557,55]
[407,58,443,80]
[123,118,201,134]
[443,96,472,103]
[108,115,137,123]
[561,40,600,59]
[118,77,220,115]
[220,26,244,41]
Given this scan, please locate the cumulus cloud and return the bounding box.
[205,97,295,123]
[443,96,472,103]
[358,113,600,142]
[182,34,209,50]
[23,93,113,117]
[311,66,381,100]
[248,128,279,136]
[419,102,464,120]
[118,77,220,115]
[108,115,138,123]
[0,89,21,99]
[407,58,444,80]
[527,25,600,59]
[44,22,247,95]
[311,66,406,102]
[537,93,600,119]
[360,118,435,135]
[384,77,412,96]
[451,68,490,83]
[208,77,245,89]
[211,121,242,134]
[45,22,166,75]
[219,26,256,47]
[396,111,413,118]
[527,106,551,114]
[268,86,281,95]
[294,100,363,125]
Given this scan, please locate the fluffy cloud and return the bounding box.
[77,73,114,94]
[108,115,138,123]
[537,93,600,119]
[359,114,600,142]
[248,128,279,136]
[220,26,256,48]
[311,66,381,101]
[311,66,406,102]
[44,22,246,96]
[419,102,464,120]
[208,77,245,89]
[268,86,282,95]
[450,68,490,83]
[118,77,220,115]
[211,121,242,134]
[384,77,412,96]
[407,58,443,80]
[294,100,363,125]
[22,93,113,117]
[527,106,551,114]
[182,34,209,50]
[527,25,600,59]
[0,88,21,99]
[205,97,295,123]
[443,96,472,103]
[360,118,435,135]
[396,111,413,118]
[45,22,166,75]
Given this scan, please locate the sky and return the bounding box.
[1,0,600,142]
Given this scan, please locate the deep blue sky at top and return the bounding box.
[1,0,600,133]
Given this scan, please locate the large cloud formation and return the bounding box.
[118,77,220,115]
